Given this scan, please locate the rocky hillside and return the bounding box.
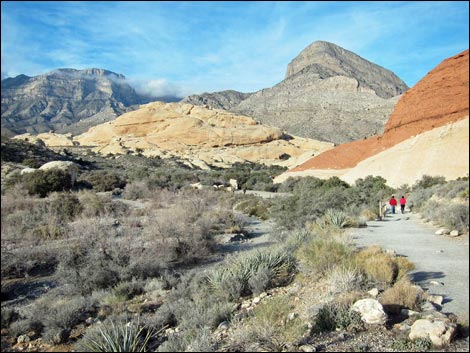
[181,41,409,144]
[1,68,179,136]
[14,102,334,170]
[182,90,252,111]
[275,50,469,187]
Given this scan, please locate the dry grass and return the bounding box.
[354,246,416,286]
[379,276,424,314]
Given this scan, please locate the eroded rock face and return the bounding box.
[26,102,334,169]
[1,68,178,136]
[181,41,408,144]
[277,50,469,186]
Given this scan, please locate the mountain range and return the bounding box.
[183,41,409,144]
[1,68,179,136]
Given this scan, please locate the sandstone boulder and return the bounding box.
[351,298,387,325]
[409,319,457,346]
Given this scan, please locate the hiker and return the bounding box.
[400,195,407,214]
[389,195,397,214]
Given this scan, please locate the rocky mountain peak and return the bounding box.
[53,68,126,80]
[285,41,409,98]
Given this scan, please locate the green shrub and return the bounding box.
[297,238,353,275]
[413,175,446,189]
[79,170,126,192]
[22,169,73,197]
[314,302,362,332]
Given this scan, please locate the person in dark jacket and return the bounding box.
[400,196,407,214]
[389,195,397,214]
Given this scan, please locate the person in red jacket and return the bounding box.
[400,195,407,214]
[389,195,397,214]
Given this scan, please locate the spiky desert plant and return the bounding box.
[207,247,296,298]
[77,320,154,352]
[322,209,350,229]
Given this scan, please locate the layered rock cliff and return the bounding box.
[15,102,334,169]
[275,49,469,187]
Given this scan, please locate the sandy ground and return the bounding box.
[350,211,469,324]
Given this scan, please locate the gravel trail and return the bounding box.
[350,211,469,324]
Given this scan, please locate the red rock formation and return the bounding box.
[291,49,469,172]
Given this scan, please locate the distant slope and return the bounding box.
[275,49,469,186]
[1,68,179,136]
[181,41,408,144]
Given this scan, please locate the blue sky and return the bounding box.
[1,1,469,97]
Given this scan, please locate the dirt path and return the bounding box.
[350,211,469,324]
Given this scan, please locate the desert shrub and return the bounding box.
[122,180,153,200]
[234,197,270,220]
[326,266,364,295]
[297,237,353,275]
[113,279,145,301]
[318,209,351,229]
[1,247,58,279]
[356,252,397,285]
[229,296,306,352]
[379,277,424,314]
[76,318,153,352]
[78,191,129,218]
[355,246,415,286]
[55,242,132,295]
[413,175,446,189]
[391,337,432,351]
[1,307,19,328]
[47,192,83,221]
[314,301,363,332]
[270,177,359,230]
[79,170,126,192]
[21,169,73,197]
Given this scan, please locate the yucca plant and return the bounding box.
[322,209,350,229]
[207,247,297,298]
[77,320,154,352]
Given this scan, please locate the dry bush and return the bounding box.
[356,252,397,285]
[379,277,424,314]
[355,246,415,286]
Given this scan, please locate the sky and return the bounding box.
[1,1,469,98]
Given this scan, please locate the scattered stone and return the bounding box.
[368,288,379,297]
[52,329,70,344]
[259,292,268,299]
[385,249,396,256]
[449,230,460,237]
[299,344,317,352]
[435,228,450,235]
[217,321,230,330]
[430,280,444,286]
[427,295,444,306]
[241,301,251,309]
[287,312,298,321]
[17,335,30,344]
[85,317,94,325]
[400,308,419,317]
[252,297,261,305]
[351,299,387,325]
[409,319,457,346]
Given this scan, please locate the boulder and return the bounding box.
[409,319,457,346]
[351,298,387,325]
